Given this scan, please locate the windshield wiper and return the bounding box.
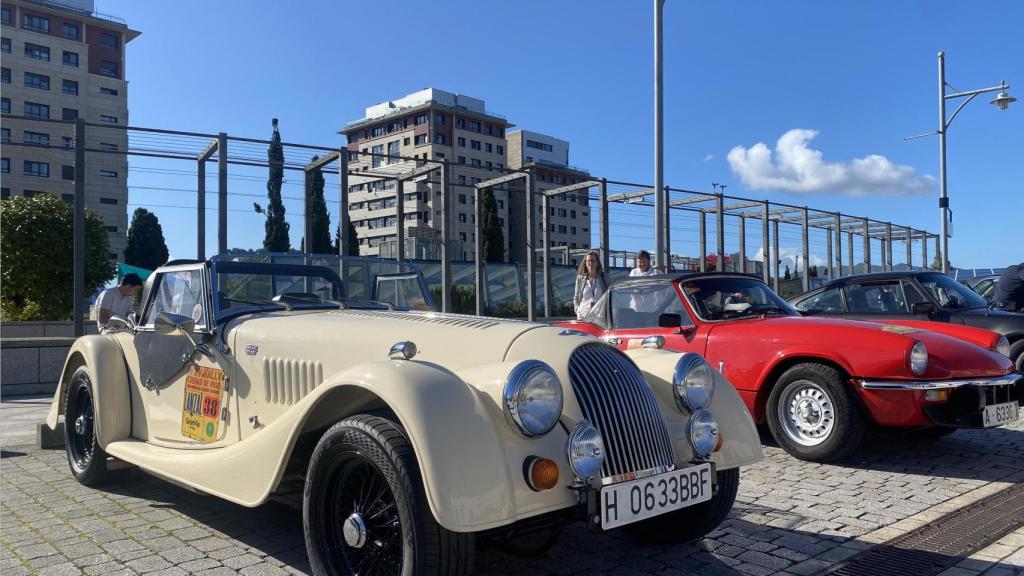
[224,296,292,311]
[735,305,791,318]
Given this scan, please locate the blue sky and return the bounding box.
[105,0,1022,269]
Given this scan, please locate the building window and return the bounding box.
[434,133,446,145]
[458,156,466,164]
[434,152,445,159]
[485,143,492,153]
[496,145,504,155]
[456,117,465,128]
[485,161,492,169]
[371,144,384,168]
[25,102,50,118]
[61,193,74,203]
[99,33,119,50]
[497,200,504,209]
[435,113,445,125]
[471,159,481,167]
[62,165,75,180]
[99,114,117,123]
[1,67,9,83]
[23,132,49,146]
[558,208,567,217]
[63,79,78,95]
[458,194,466,204]
[1,188,10,198]
[497,163,504,169]
[100,170,118,177]
[105,225,117,233]
[0,98,9,114]
[25,42,49,61]
[63,22,80,40]
[99,60,118,77]
[386,140,400,164]
[100,86,118,96]
[63,51,79,67]
[1,8,10,25]
[0,128,8,142]
[24,161,49,177]
[23,190,39,198]
[1,37,10,53]
[25,72,49,90]
[414,134,427,145]
[457,175,466,184]
[23,14,50,32]
[470,140,481,150]
[456,137,465,147]
[414,113,428,125]
[468,120,481,133]
[63,108,78,120]
[99,197,118,205]
[99,142,118,151]
[371,125,385,137]
[526,139,554,152]
[403,137,410,146]
[458,213,467,223]
[0,158,8,173]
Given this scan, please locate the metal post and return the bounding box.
[847,232,854,277]
[715,194,725,271]
[664,186,671,269]
[474,185,483,316]
[338,150,350,256]
[440,161,451,312]
[396,179,405,261]
[826,228,833,280]
[303,168,313,254]
[934,236,940,269]
[738,216,746,274]
[653,0,666,270]
[217,132,228,255]
[922,233,929,270]
[772,219,780,293]
[525,172,536,322]
[905,227,912,270]
[599,178,609,271]
[885,222,893,271]
[761,201,770,283]
[542,194,551,318]
[73,118,85,337]
[834,213,842,279]
[801,208,810,291]
[938,52,949,273]
[197,158,206,260]
[698,213,706,272]
[863,218,871,272]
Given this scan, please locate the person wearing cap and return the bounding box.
[95,273,143,330]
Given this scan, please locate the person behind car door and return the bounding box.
[993,263,1024,312]
[574,251,608,319]
[95,273,143,330]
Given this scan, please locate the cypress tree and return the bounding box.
[784,265,791,280]
[262,118,290,252]
[334,221,360,256]
[124,207,169,270]
[307,155,332,254]
[481,188,504,262]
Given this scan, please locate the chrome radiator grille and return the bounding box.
[568,343,675,479]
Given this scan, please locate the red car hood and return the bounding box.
[706,316,1014,379]
[859,319,1001,351]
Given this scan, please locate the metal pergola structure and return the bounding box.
[0,115,939,334]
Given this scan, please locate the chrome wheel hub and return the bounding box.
[343,513,368,549]
[74,414,89,435]
[778,381,835,447]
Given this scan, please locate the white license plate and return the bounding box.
[599,463,712,530]
[983,401,1020,428]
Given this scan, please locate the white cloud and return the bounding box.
[753,246,825,270]
[703,153,715,162]
[727,129,934,197]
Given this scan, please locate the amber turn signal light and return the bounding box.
[715,432,724,452]
[924,390,950,402]
[524,456,559,491]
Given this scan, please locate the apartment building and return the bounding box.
[506,129,591,265]
[1,0,138,259]
[341,88,513,260]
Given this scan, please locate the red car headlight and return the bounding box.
[909,341,928,376]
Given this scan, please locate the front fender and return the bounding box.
[625,348,763,470]
[46,335,131,447]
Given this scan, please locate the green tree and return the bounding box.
[480,188,504,262]
[334,221,360,256]
[0,193,115,320]
[261,118,290,252]
[124,208,169,270]
[306,155,332,254]
[784,265,791,280]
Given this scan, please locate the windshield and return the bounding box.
[917,273,988,310]
[680,276,798,321]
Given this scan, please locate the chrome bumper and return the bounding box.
[859,373,1022,390]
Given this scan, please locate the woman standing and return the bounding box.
[574,251,608,319]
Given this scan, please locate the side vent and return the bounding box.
[262,358,324,405]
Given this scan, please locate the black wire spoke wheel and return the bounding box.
[64,366,108,485]
[328,454,404,575]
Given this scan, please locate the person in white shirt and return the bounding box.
[629,250,657,278]
[95,273,143,330]
[573,251,609,319]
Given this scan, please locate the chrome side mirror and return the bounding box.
[104,316,135,334]
[154,312,195,336]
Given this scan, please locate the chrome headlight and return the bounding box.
[504,360,563,437]
[995,336,1011,358]
[567,420,605,480]
[673,353,715,412]
[688,409,719,458]
[909,341,928,376]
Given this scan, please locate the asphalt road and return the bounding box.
[1,395,1023,576]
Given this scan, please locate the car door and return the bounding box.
[840,280,919,322]
[602,282,707,356]
[114,265,238,446]
[793,287,845,318]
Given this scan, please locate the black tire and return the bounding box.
[1009,339,1024,372]
[64,366,109,486]
[766,363,865,462]
[303,415,474,576]
[624,467,739,545]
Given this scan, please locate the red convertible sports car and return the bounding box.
[556,273,1022,462]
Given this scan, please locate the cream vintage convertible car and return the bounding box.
[47,255,762,575]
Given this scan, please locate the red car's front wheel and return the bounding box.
[766,363,865,462]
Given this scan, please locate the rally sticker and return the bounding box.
[627,339,643,349]
[880,324,923,335]
[181,365,224,443]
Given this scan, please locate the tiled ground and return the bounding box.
[1,396,1022,575]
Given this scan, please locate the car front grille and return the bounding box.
[568,343,675,481]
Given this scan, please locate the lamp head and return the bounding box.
[990,86,1016,110]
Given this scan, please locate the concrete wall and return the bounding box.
[1,336,73,396]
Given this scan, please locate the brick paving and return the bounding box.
[1,397,1022,575]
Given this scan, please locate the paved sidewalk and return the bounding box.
[1,396,1022,575]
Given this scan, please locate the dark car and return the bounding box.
[966,275,1001,304]
[789,271,1024,370]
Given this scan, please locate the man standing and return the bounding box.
[629,250,657,277]
[95,273,143,330]
[994,263,1024,312]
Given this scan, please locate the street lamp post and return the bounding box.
[909,52,1014,273]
